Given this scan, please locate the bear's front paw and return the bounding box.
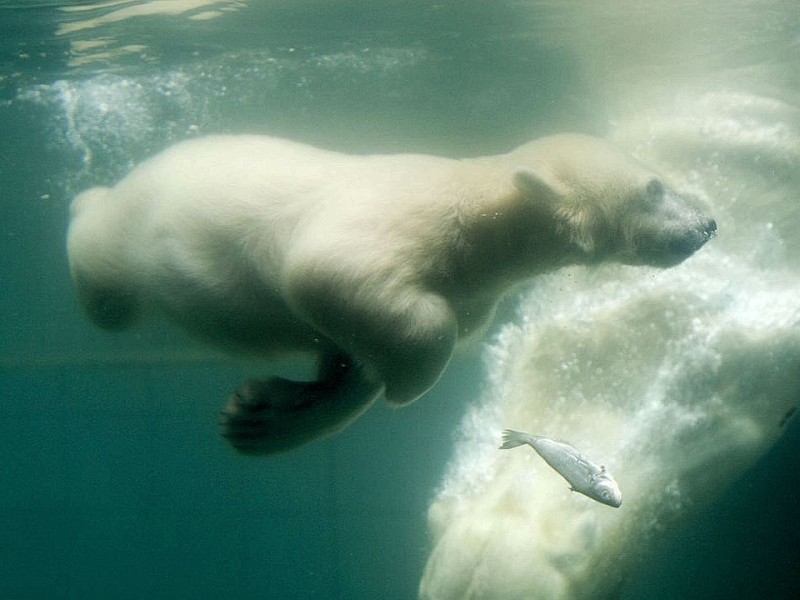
[219,378,322,455]
[218,360,383,455]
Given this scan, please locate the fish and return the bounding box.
[499,429,622,508]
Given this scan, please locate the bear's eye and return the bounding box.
[646,178,665,199]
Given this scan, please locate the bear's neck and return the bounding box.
[431,187,585,326]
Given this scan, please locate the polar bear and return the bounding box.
[66,134,716,454]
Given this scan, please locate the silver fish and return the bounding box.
[500,429,622,508]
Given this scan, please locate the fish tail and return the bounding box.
[499,429,533,450]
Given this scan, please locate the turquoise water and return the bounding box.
[1,1,799,599]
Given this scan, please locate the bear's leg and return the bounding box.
[71,269,139,330]
[219,353,383,455]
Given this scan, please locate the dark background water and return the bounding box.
[1,1,798,598]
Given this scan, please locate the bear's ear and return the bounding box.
[512,168,564,203]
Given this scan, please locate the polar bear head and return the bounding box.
[511,134,716,268]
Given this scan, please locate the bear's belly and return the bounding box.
[167,303,325,356]
[146,271,326,356]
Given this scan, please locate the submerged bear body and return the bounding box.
[67,134,715,453]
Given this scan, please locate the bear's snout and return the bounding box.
[629,214,716,268]
[667,217,717,263]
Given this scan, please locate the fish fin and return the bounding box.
[499,429,532,450]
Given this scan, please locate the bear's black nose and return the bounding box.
[705,219,717,238]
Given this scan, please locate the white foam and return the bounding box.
[421,86,800,599]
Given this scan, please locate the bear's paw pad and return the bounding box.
[219,378,322,454]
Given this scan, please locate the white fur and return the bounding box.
[67,134,714,453]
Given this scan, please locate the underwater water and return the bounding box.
[1,1,799,599]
